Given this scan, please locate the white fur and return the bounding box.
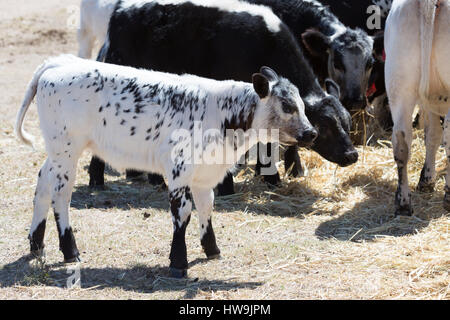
[118,0,282,32]
[385,0,450,212]
[78,0,117,59]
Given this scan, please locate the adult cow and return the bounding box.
[88,0,358,194]
[385,0,450,215]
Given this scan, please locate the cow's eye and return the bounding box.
[282,102,296,114]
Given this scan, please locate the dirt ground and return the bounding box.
[0,1,448,300]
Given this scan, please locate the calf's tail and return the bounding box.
[418,0,439,102]
[15,58,64,147]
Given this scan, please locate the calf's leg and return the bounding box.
[417,110,443,192]
[255,142,281,185]
[168,186,193,278]
[216,171,235,196]
[284,145,304,177]
[29,159,53,256]
[88,156,105,187]
[50,152,81,262]
[77,27,95,59]
[192,187,220,259]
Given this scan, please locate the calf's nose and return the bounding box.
[344,150,358,164]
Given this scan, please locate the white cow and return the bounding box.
[77,0,117,59]
[385,0,450,215]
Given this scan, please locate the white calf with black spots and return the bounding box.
[15,54,315,277]
[385,0,450,215]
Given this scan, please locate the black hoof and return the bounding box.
[263,175,281,187]
[395,206,413,217]
[169,267,188,278]
[89,184,106,191]
[207,253,221,260]
[64,255,81,263]
[30,248,46,260]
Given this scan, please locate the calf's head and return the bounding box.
[252,67,317,147]
[305,80,358,167]
[302,28,374,111]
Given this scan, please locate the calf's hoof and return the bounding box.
[263,174,281,187]
[64,255,81,263]
[169,267,188,279]
[207,253,221,260]
[443,193,450,212]
[89,184,106,191]
[30,248,46,260]
[416,181,435,193]
[395,205,413,217]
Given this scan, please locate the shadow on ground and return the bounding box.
[315,173,448,241]
[0,255,262,298]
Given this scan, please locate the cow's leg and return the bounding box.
[147,173,166,186]
[417,110,443,192]
[216,171,235,196]
[168,186,193,278]
[88,156,105,188]
[254,142,281,185]
[284,145,304,177]
[77,27,94,59]
[192,187,220,259]
[29,159,53,257]
[391,98,415,216]
[443,114,450,211]
[50,152,81,263]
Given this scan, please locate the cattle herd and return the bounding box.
[13,0,449,278]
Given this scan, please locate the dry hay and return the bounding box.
[0,0,448,299]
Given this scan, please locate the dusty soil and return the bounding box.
[0,1,448,300]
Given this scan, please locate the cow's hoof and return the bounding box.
[443,193,450,212]
[395,206,413,217]
[169,268,188,278]
[207,253,221,260]
[89,184,106,191]
[30,248,46,260]
[417,180,435,193]
[64,255,81,263]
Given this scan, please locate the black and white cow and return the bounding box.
[88,0,357,194]
[15,54,315,277]
[385,0,450,215]
[319,0,394,129]
[246,0,375,111]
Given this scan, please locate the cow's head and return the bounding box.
[304,80,358,167]
[302,28,374,111]
[252,67,317,147]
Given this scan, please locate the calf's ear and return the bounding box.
[252,73,270,99]
[325,78,340,99]
[301,29,330,57]
[260,66,278,82]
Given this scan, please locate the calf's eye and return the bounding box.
[282,102,296,114]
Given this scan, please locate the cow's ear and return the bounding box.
[325,78,340,99]
[301,29,330,57]
[252,73,270,99]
